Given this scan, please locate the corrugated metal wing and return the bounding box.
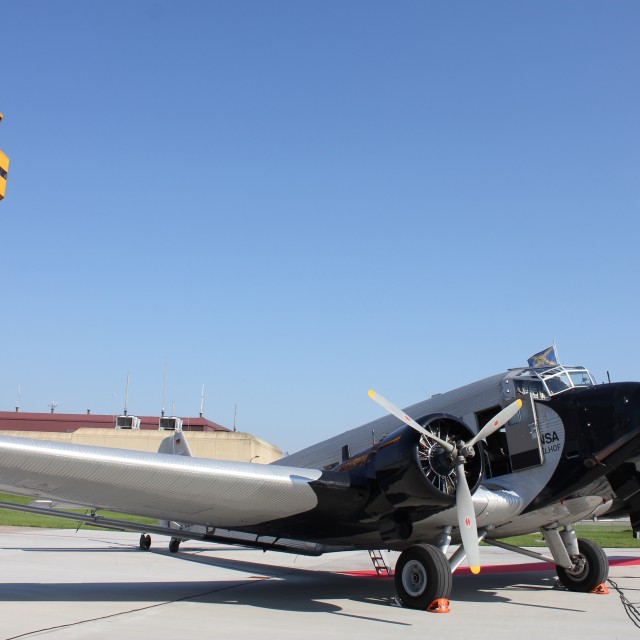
[0,435,321,527]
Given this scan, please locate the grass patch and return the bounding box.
[0,493,156,529]
[486,522,640,549]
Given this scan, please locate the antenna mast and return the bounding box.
[161,365,167,417]
[123,372,130,416]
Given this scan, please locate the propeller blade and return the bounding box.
[368,390,454,453]
[465,399,522,449]
[455,459,481,574]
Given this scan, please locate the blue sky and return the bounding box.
[1,2,639,454]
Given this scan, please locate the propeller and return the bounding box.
[367,390,454,453]
[368,390,522,573]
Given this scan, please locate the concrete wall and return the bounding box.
[0,429,283,463]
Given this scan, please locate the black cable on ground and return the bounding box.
[608,578,640,630]
[2,579,266,640]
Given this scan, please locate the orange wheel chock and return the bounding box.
[427,598,451,613]
[590,583,609,595]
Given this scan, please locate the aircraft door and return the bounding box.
[505,393,544,472]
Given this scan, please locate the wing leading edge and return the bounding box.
[0,435,323,527]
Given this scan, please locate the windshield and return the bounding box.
[545,373,571,394]
[569,370,593,386]
[536,366,595,396]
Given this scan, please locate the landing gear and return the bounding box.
[139,534,151,550]
[556,538,609,592]
[394,544,452,610]
[169,537,181,553]
[487,531,609,595]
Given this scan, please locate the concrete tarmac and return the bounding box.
[0,527,638,639]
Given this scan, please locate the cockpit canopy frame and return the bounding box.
[524,365,596,397]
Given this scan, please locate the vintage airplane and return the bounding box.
[0,358,639,610]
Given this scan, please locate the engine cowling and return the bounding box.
[347,413,483,538]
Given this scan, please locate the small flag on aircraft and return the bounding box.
[527,346,558,368]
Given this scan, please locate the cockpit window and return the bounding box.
[545,373,571,394]
[535,366,595,396]
[514,379,547,399]
[569,370,593,387]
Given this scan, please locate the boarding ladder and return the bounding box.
[368,549,393,576]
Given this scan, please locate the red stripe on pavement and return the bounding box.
[341,555,640,578]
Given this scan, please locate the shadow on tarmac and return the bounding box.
[0,545,590,616]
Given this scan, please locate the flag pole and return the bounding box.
[553,340,561,364]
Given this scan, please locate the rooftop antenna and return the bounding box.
[199,384,205,418]
[234,403,238,432]
[123,372,131,416]
[161,365,167,417]
[171,400,175,416]
[15,384,21,412]
[49,401,59,414]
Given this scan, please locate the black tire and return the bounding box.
[556,538,608,592]
[139,534,151,551]
[394,544,452,609]
[169,538,181,553]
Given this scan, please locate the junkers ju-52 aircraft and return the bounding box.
[0,350,639,610]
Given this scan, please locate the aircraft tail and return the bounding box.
[157,432,193,532]
[158,432,192,457]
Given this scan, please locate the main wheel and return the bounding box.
[139,534,151,551]
[394,544,452,609]
[169,538,181,553]
[556,538,608,592]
